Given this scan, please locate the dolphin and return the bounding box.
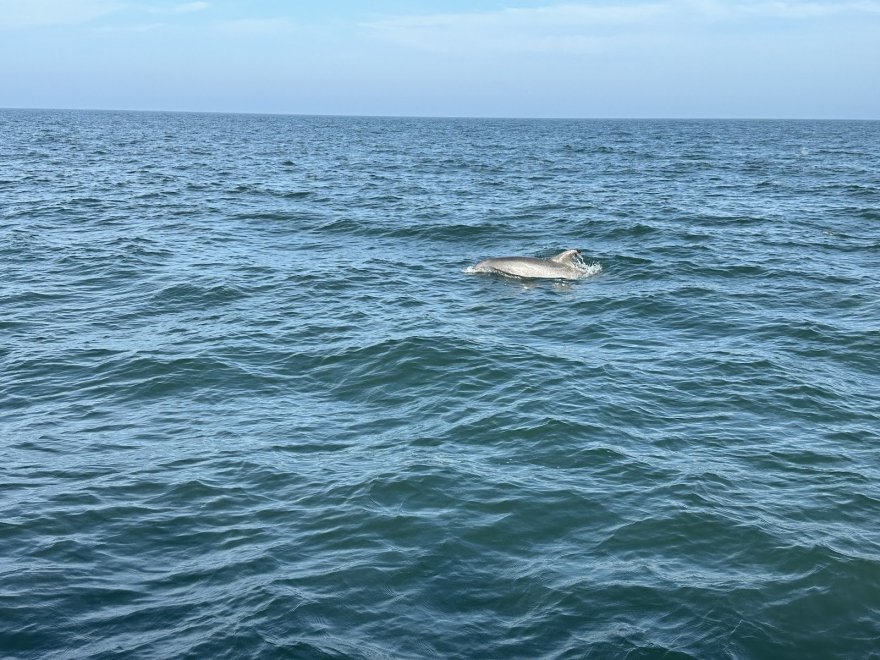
[467,249,588,280]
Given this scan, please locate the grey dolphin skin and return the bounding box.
[469,249,585,280]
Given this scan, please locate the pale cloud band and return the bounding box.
[365,0,880,53]
[0,0,209,29]
[147,1,209,15]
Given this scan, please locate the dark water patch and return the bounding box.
[605,222,662,238]
[385,221,514,242]
[147,281,251,310]
[846,206,880,221]
[278,189,312,199]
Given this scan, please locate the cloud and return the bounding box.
[0,0,209,30]
[364,3,660,53]
[146,1,209,15]
[92,21,167,33]
[684,0,880,20]
[364,1,880,53]
[208,17,292,37]
[0,0,119,28]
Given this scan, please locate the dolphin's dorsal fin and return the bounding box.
[550,249,580,265]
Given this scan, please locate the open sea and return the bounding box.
[1,109,879,659]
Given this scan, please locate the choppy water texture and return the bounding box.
[2,110,879,659]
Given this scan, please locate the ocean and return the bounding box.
[1,109,878,658]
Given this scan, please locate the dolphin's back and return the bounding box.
[472,256,581,280]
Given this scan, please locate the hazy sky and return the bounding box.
[1,0,878,118]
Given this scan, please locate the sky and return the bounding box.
[1,0,878,118]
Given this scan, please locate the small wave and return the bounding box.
[388,222,511,242]
[848,207,880,221]
[606,222,660,238]
[148,282,249,310]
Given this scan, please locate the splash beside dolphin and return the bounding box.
[466,249,598,280]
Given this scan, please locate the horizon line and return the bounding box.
[1,105,877,122]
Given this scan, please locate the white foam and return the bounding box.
[574,262,603,278]
[571,254,603,278]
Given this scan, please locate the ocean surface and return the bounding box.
[1,109,879,659]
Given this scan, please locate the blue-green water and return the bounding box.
[2,110,879,658]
